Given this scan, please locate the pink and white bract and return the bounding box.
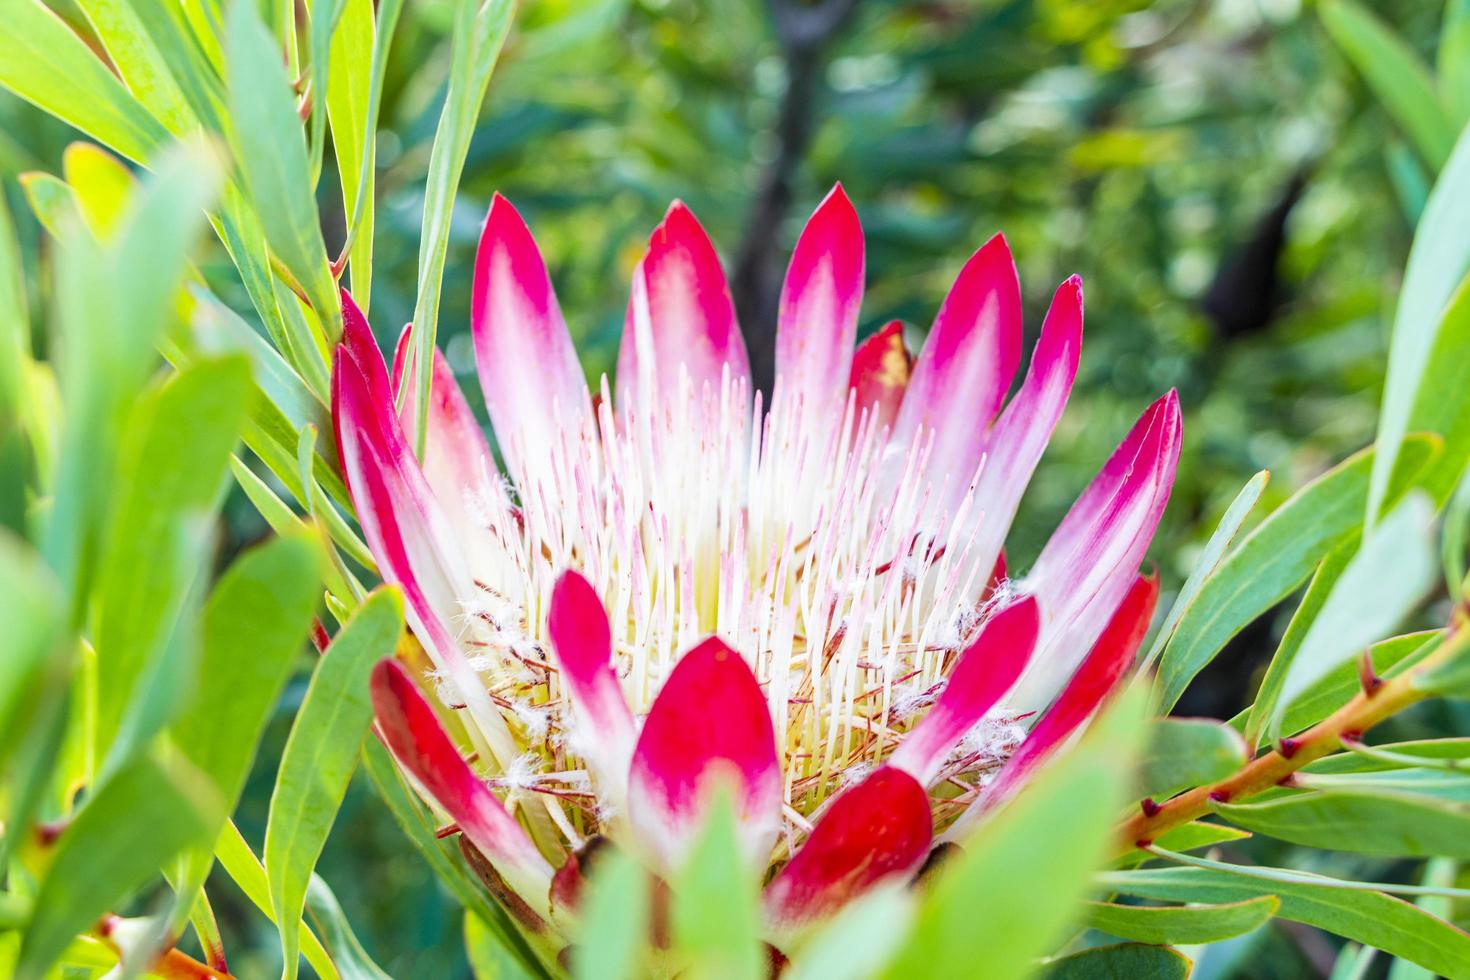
[332,185,1180,944]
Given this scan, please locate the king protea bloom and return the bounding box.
[332,185,1180,952]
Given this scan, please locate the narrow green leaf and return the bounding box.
[1368,124,1470,524]
[0,531,63,764]
[1140,471,1268,672]
[784,885,913,980]
[1042,943,1192,979]
[1113,822,1253,869]
[1388,858,1460,980]
[1402,271,1470,508]
[360,738,546,976]
[1244,545,1352,748]
[1103,865,1470,976]
[570,848,649,980]
[303,875,392,980]
[1156,439,1434,712]
[0,0,168,164]
[884,685,1148,980]
[1265,493,1436,742]
[1251,632,1441,738]
[1320,0,1455,168]
[174,529,322,821]
[407,0,513,452]
[214,821,341,980]
[14,752,219,980]
[1085,897,1277,945]
[1212,789,1470,859]
[1439,0,1470,129]
[225,0,338,339]
[1139,718,1248,801]
[671,793,763,980]
[466,909,537,980]
[73,0,196,134]
[267,588,404,980]
[324,0,376,305]
[94,356,254,764]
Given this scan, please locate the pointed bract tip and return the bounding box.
[548,569,613,674]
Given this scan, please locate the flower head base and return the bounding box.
[333,185,1179,946]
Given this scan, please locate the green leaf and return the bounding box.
[1368,123,1470,524]
[570,848,649,980]
[1264,493,1436,742]
[0,530,63,766]
[174,529,322,822]
[1155,439,1434,712]
[1253,632,1441,738]
[1085,896,1278,945]
[670,792,763,980]
[14,752,218,980]
[93,356,254,766]
[303,875,392,980]
[1113,821,1253,870]
[1042,943,1192,979]
[1212,789,1470,859]
[1439,0,1470,130]
[267,588,404,980]
[1102,866,1470,976]
[1244,545,1351,748]
[360,738,545,976]
[1140,471,1268,672]
[42,143,221,602]
[784,885,913,980]
[1402,271,1470,510]
[73,0,197,135]
[214,821,341,980]
[406,0,514,453]
[884,685,1148,980]
[225,0,338,341]
[1139,718,1249,801]
[324,0,378,306]
[1320,0,1455,169]
[466,909,538,980]
[0,0,168,164]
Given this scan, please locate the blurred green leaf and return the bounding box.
[1369,125,1470,524]
[174,528,322,819]
[94,356,253,766]
[15,752,218,980]
[671,792,762,980]
[1156,438,1433,712]
[784,884,913,980]
[0,0,167,164]
[1320,0,1455,169]
[42,143,220,603]
[1139,718,1249,801]
[1041,942,1192,979]
[571,846,649,980]
[466,908,537,980]
[267,587,403,980]
[884,685,1147,979]
[1439,0,1470,130]
[1264,493,1437,742]
[0,530,62,767]
[1085,896,1277,946]
[1402,271,1470,510]
[1103,865,1470,975]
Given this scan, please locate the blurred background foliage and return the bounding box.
[1,0,1464,974]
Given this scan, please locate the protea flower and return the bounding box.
[332,185,1180,958]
